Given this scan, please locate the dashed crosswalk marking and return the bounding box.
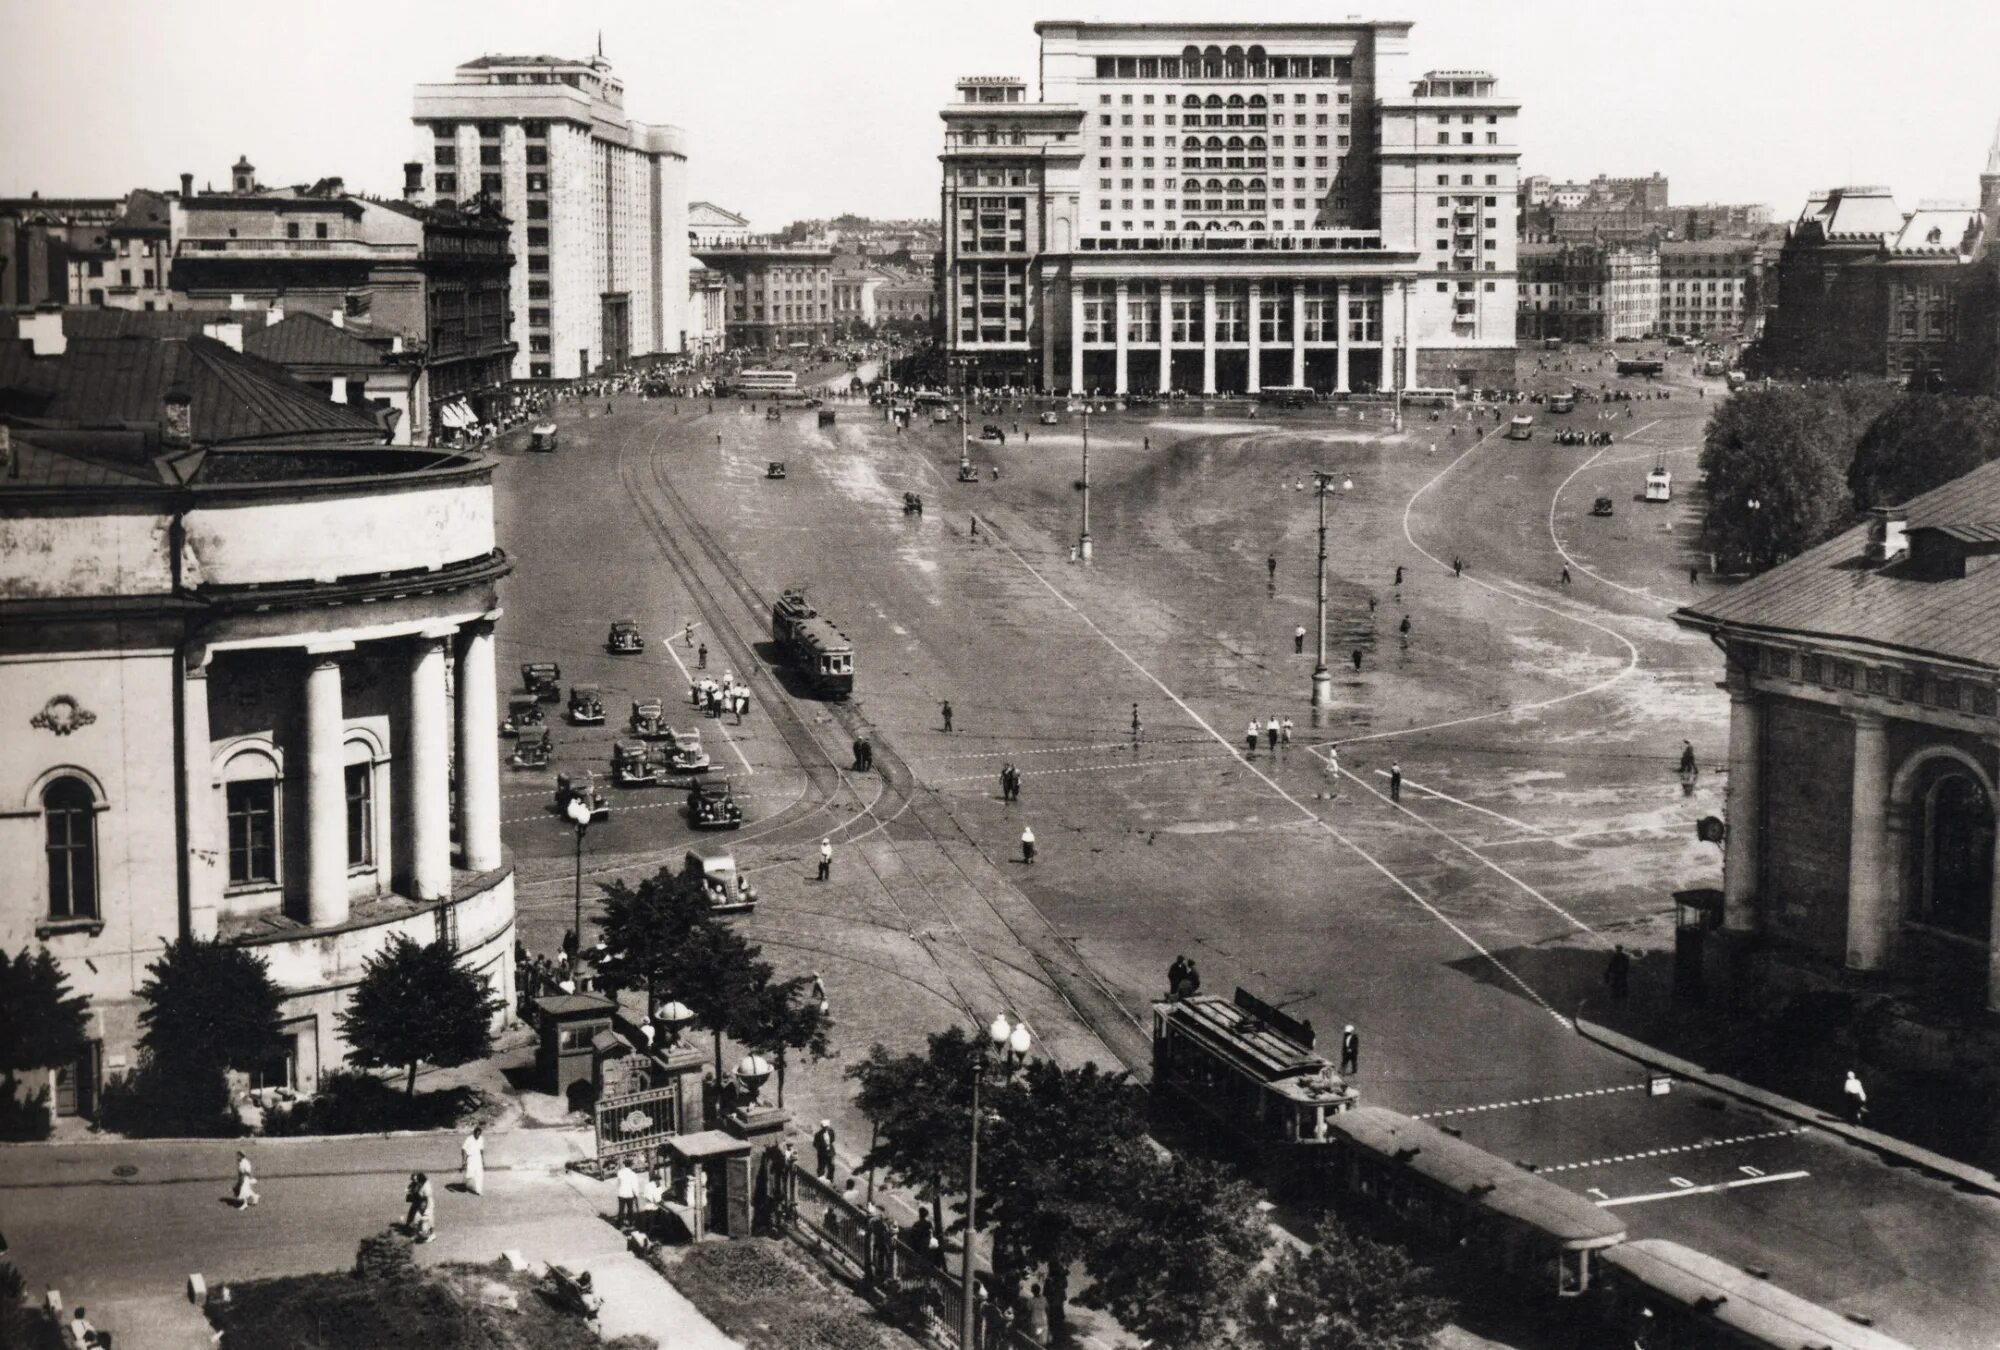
[932,753,1236,785]
[923,740,1172,762]
[1539,1127,1804,1174]
[1414,1083,1644,1119]
[1596,1169,1809,1208]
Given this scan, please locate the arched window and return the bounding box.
[1920,768,1994,939]
[1227,136,1245,151]
[1182,45,1201,64]
[1183,136,1202,151]
[1227,95,1245,109]
[1248,178,1266,191]
[1225,45,1244,59]
[1205,136,1223,151]
[1227,179,1245,192]
[44,777,98,920]
[1206,179,1224,192]
[1182,94,1201,109]
[1205,95,1223,109]
[346,739,376,869]
[1248,136,1267,150]
[1248,95,1267,109]
[1183,179,1201,195]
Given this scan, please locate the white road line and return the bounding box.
[1350,765,1607,942]
[987,534,1573,1029]
[1547,445,1666,601]
[1362,769,1563,841]
[1596,1170,1809,1208]
[933,753,1235,785]
[1415,1083,1645,1119]
[1542,1127,1805,1174]
[921,740,1162,762]
[658,640,755,776]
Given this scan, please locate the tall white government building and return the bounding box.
[413,53,692,381]
[941,22,1520,393]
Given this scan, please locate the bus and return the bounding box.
[1401,387,1457,408]
[1615,358,1664,377]
[1548,391,1576,414]
[725,369,800,398]
[1258,385,1317,408]
[1506,415,1534,441]
[1644,466,1673,502]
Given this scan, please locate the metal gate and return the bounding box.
[593,1083,679,1161]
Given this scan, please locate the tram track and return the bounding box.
[619,427,1152,1074]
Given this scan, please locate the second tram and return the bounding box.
[771,587,855,699]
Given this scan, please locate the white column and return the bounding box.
[1401,281,1420,389]
[1040,269,1057,394]
[183,655,219,940]
[305,644,352,929]
[455,620,503,873]
[1158,291,1173,393]
[1069,284,1085,394]
[1335,283,1353,394]
[1246,282,1262,394]
[1845,712,1893,971]
[409,630,453,903]
[1290,281,1306,387]
[1113,281,1130,396]
[1721,676,1761,935]
[1201,281,1218,396]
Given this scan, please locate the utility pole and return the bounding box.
[1078,409,1093,562]
[1311,472,1351,709]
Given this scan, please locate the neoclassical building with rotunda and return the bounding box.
[0,311,514,1113]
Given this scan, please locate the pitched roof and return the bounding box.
[244,313,388,370]
[689,201,748,227]
[0,309,273,342]
[1886,204,1982,257]
[1677,458,2000,668]
[1820,186,1904,241]
[0,328,381,445]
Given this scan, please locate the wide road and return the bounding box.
[491,353,1999,1347]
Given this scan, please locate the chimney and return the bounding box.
[329,307,345,330]
[266,301,285,326]
[161,389,193,450]
[179,172,194,198]
[20,307,67,357]
[1866,507,1909,566]
[200,320,244,353]
[402,161,424,202]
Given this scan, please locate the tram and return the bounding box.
[1598,1241,1915,1350]
[771,587,855,699]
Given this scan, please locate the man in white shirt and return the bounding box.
[461,1125,486,1197]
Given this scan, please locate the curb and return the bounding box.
[1575,1017,2000,1200]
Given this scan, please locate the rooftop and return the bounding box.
[243,313,390,370]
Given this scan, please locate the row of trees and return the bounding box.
[596,861,831,1104]
[850,1025,1451,1350]
[1700,385,2000,572]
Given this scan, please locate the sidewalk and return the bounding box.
[1577,1017,2000,1199]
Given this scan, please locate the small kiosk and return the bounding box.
[535,993,617,1105]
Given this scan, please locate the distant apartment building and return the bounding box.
[696,246,835,350]
[1517,241,1654,341]
[689,202,751,248]
[1517,171,1767,245]
[940,22,1521,393]
[874,265,937,336]
[411,53,691,380]
[687,260,727,357]
[2,193,162,310]
[1658,239,1766,337]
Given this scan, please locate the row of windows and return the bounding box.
[432,119,549,139]
[1090,51,1354,80]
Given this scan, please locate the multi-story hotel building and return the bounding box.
[412,53,691,381]
[696,246,836,351]
[939,22,1519,393]
[1658,239,1767,339]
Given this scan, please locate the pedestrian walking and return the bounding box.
[1679,740,1698,777]
[817,838,833,881]
[615,1160,642,1226]
[461,1124,486,1196]
[698,642,708,670]
[1843,1070,1868,1125]
[940,699,954,733]
[1351,648,1363,673]
[1324,746,1341,795]
[1131,703,1142,740]
[1689,565,1700,585]
[1267,718,1281,752]
[1399,615,1412,639]
[1168,954,1190,997]
[851,737,865,771]
[1280,716,1294,745]
[1561,566,1571,585]
[971,515,979,538]
[1340,1025,1360,1075]
[1295,624,1307,654]
[1394,564,1404,585]
[412,1171,436,1243]
[1389,762,1402,803]
[1452,557,1463,578]
[1021,825,1037,865]
[233,1150,260,1210]
[1246,719,1261,756]
[1604,944,1632,1002]
[683,621,694,647]
[1267,553,1278,583]
[813,1120,838,1180]
[1369,595,1378,613]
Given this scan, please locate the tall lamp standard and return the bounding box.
[961,1013,1031,1350]
[1310,472,1353,709]
[564,797,593,978]
[1078,409,1093,562]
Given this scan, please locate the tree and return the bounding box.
[1847,394,2000,510]
[596,863,711,1005]
[984,1059,1148,1341]
[339,935,502,1098]
[1078,1151,1269,1350]
[848,1027,981,1237]
[1234,1217,1453,1350]
[672,918,774,1083]
[135,937,284,1128]
[737,974,832,1107]
[0,945,90,1096]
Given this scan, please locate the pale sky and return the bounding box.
[4,0,1998,229]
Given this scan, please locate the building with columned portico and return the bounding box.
[1,311,514,1113]
[1676,473,2000,1018]
[939,22,1519,393]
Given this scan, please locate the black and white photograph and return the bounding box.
[3,2,1999,1346]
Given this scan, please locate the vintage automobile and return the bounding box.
[501,693,544,738]
[685,847,757,914]
[666,726,711,772]
[818,409,836,427]
[567,684,605,725]
[902,491,924,517]
[522,662,562,703]
[607,620,645,654]
[612,739,668,787]
[529,421,559,453]
[957,461,980,482]
[631,698,671,739]
[765,406,782,422]
[1038,410,1060,425]
[980,423,1005,441]
[932,407,956,425]
[1592,497,1616,517]
[766,461,787,480]
[555,770,610,821]
[687,777,744,830]
[510,726,553,769]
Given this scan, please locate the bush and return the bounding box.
[0,1085,53,1141]
[261,1070,487,1136]
[353,1229,419,1283]
[97,1059,239,1138]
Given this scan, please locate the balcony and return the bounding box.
[177,238,417,261]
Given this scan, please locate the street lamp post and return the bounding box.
[1078,410,1093,562]
[961,1013,1031,1350]
[564,798,593,978]
[1311,472,1352,709]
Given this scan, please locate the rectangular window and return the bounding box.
[435,146,455,166]
[526,145,547,166]
[285,223,300,240]
[44,781,98,920]
[526,173,548,193]
[227,780,277,887]
[346,762,373,867]
[435,173,457,196]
